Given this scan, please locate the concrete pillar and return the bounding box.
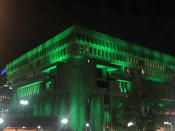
[57,58,96,131]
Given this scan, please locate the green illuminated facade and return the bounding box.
[6,25,175,131]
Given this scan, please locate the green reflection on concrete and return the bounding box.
[104,110,110,127]
[90,95,103,131]
[46,81,51,90]
[42,65,57,73]
[17,81,42,97]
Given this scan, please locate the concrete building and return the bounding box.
[0,69,13,117]
[5,25,175,131]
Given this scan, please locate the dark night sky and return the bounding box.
[0,0,175,71]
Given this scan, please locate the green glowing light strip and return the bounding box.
[104,110,110,125]
[46,81,51,90]
[119,82,123,93]
[42,65,57,73]
[117,80,129,83]
[124,83,127,93]
[17,81,42,97]
[96,64,119,72]
[144,76,165,83]
[96,64,106,69]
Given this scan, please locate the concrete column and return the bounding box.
[57,58,96,131]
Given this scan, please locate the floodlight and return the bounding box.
[61,118,68,124]
[20,100,28,105]
[128,122,134,127]
[0,118,4,124]
[86,123,89,127]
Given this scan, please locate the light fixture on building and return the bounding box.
[61,118,68,124]
[164,121,171,125]
[128,122,134,127]
[86,123,89,127]
[0,117,4,124]
[20,100,29,105]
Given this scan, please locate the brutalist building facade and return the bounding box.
[6,25,175,131]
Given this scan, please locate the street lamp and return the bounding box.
[20,100,28,105]
[164,121,172,131]
[37,125,41,131]
[128,122,134,127]
[61,118,68,124]
[85,123,90,131]
[20,100,28,116]
[0,118,4,124]
[86,123,89,127]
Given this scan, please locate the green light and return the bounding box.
[127,82,131,92]
[17,81,42,97]
[117,80,131,93]
[117,80,129,83]
[96,64,110,78]
[96,64,119,72]
[107,67,118,72]
[90,95,103,131]
[144,76,165,83]
[158,103,164,108]
[123,83,127,93]
[119,82,123,93]
[43,97,51,116]
[46,82,51,90]
[104,110,110,126]
[58,96,67,126]
[70,87,85,131]
[6,25,175,84]
[96,64,106,69]
[42,65,56,73]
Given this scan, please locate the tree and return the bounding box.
[112,70,166,131]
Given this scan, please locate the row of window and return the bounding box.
[78,45,175,74]
[144,70,173,79]
[144,62,165,70]
[77,33,175,66]
[0,95,10,99]
[96,61,174,81]
[26,71,44,79]
[126,67,173,80]
[17,82,41,97]
[77,33,114,49]
[8,58,43,81]
[9,45,70,77]
[7,34,71,73]
[7,32,175,78]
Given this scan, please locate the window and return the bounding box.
[97,80,107,88]
[90,47,92,54]
[104,95,110,104]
